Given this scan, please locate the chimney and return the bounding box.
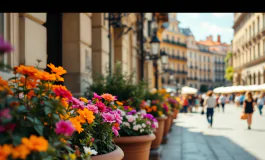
[217,35,221,43]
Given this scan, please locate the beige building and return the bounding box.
[159,13,187,92]
[0,13,146,96]
[0,13,169,95]
[232,13,265,86]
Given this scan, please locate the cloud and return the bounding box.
[212,13,233,18]
[180,13,200,18]
[200,21,233,35]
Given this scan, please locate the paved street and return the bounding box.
[161,103,265,160]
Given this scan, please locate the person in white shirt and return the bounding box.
[218,94,227,113]
[203,90,216,128]
[257,93,264,115]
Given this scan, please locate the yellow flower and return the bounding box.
[69,118,84,133]
[69,153,76,160]
[60,112,70,120]
[0,144,13,160]
[158,111,163,116]
[60,138,66,144]
[116,101,123,106]
[79,97,88,103]
[77,108,95,124]
[12,144,31,159]
[21,135,49,152]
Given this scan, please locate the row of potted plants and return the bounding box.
[0,36,181,160]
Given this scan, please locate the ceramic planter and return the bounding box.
[114,134,156,160]
[173,108,179,119]
[91,145,124,160]
[151,116,167,149]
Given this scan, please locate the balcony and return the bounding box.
[163,39,187,48]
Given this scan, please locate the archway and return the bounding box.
[253,73,256,85]
[248,74,252,85]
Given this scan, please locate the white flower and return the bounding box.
[122,122,130,128]
[83,146,98,156]
[154,122,159,128]
[110,102,114,105]
[118,109,126,116]
[140,129,144,133]
[19,93,24,99]
[137,124,142,129]
[140,109,147,114]
[133,125,139,131]
[142,123,146,128]
[126,115,135,123]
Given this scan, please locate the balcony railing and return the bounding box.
[163,39,187,48]
[163,69,187,75]
[168,55,187,61]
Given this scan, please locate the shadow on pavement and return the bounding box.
[161,124,258,160]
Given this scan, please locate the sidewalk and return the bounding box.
[161,104,265,160]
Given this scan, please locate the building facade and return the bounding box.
[232,13,265,86]
[0,13,145,96]
[160,13,188,92]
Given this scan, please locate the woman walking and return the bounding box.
[203,90,216,128]
[257,93,264,116]
[243,92,255,130]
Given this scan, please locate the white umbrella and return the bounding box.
[181,86,198,95]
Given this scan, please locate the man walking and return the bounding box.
[203,90,216,128]
[218,94,227,113]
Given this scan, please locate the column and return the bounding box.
[63,13,92,96]
[19,13,47,69]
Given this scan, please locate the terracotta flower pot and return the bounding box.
[91,145,124,160]
[173,108,179,119]
[151,116,167,149]
[170,113,174,127]
[114,134,156,160]
[163,114,172,136]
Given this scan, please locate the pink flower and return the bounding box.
[126,115,135,123]
[53,87,72,99]
[0,124,16,133]
[112,126,119,137]
[102,112,115,123]
[55,120,76,136]
[146,121,151,126]
[0,36,13,54]
[93,92,102,100]
[124,106,129,110]
[87,104,98,114]
[112,111,123,124]
[96,101,107,112]
[0,108,12,119]
[70,97,86,110]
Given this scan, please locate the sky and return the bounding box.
[177,13,234,44]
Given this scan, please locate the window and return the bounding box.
[172,49,175,55]
[257,16,260,33]
[172,36,175,42]
[258,44,260,57]
[177,50,179,56]
[182,64,185,71]
[166,34,169,40]
[253,46,255,59]
[177,37,180,42]
[249,26,251,38]
[253,22,255,35]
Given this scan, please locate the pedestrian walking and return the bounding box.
[239,93,245,107]
[257,93,264,116]
[182,95,189,113]
[243,92,255,130]
[203,90,216,128]
[195,96,200,113]
[234,93,240,107]
[218,94,227,112]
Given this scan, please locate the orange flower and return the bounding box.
[151,106,157,111]
[10,101,20,108]
[12,144,30,159]
[47,63,67,76]
[61,98,69,108]
[60,138,67,144]
[113,123,119,128]
[0,144,12,160]
[147,108,152,113]
[101,93,117,102]
[116,101,123,106]
[0,77,12,94]
[69,118,84,133]
[26,90,35,99]
[60,112,70,120]
[21,135,49,152]
[77,108,95,124]
[74,116,86,124]
[34,71,56,81]
[79,97,88,103]
[15,65,39,77]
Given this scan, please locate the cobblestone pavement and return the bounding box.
[161,103,265,160]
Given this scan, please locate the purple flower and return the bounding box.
[87,104,98,114]
[93,92,102,100]
[0,36,13,54]
[144,113,154,120]
[127,109,137,115]
[151,123,156,129]
[102,112,115,123]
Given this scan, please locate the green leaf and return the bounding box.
[12,135,22,146]
[44,101,53,108]
[44,106,52,115]
[27,117,34,123]
[53,113,59,119]
[17,105,27,112]
[34,125,44,136]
